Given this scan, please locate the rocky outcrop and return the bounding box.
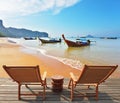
[0,20,48,37]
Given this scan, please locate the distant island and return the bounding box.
[0,20,48,38]
[80,34,94,38]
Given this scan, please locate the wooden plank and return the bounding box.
[0,78,120,102]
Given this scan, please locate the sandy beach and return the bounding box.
[0,38,119,78]
[0,38,81,78]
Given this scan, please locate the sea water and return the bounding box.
[8,37,120,70]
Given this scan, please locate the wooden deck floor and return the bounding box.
[0,78,120,103]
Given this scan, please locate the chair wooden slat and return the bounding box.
[3,65,47,100]
[68,65,118,101]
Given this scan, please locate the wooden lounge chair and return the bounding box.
[68,65,118,100]
[3,65,47,100]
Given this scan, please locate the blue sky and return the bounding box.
[0,0,120,37]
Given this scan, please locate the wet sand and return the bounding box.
[0,38,119,78]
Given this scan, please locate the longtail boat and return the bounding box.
[24,37,37,40]
[39,38,61,43]
[62,34,90,47]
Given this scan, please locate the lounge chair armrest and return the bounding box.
[42,71,47,81]
[70,72,78,82]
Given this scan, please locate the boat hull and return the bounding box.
[39,38,61,43]
[62,34,90,47]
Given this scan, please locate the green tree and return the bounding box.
[0,32,6,37]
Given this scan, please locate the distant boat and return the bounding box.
[24,37,37,40]
[62,34,90,47]
[39,37,61,43]
[106,37,117,39]
[100,37,117,39]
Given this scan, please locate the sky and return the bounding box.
[0,0,120,37]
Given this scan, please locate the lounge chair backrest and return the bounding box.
[3,65,42,83]
[77,65,118,84]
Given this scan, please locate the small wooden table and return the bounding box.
[51,75,64,92]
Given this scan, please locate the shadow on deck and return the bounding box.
[0,78,120,103]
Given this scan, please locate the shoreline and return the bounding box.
[0,38,80,78]
[0,38,119,78]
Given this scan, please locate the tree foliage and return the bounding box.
[0,32,6,37]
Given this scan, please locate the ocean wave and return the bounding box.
[54,57,84,70]
[22,45,83,70]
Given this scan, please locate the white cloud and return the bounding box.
[0,0,80,18]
